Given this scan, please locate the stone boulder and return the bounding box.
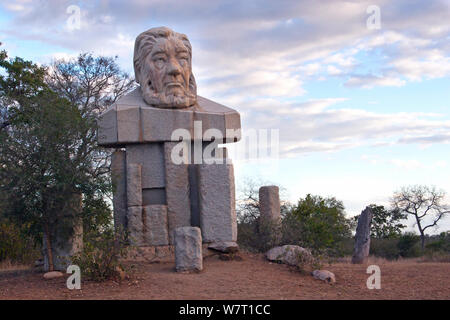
[43,271,64,280]
[174,227,203,273]
[208,241,239,253]
[352,206,374,264]
[312,270,336,284]
[266,245,312,266]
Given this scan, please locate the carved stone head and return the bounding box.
[133,27,197,109]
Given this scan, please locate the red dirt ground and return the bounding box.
[1,253,449,300]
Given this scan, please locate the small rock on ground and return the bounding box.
[312,270,336,284]
[266,245,312,266]
[43,271,64,279]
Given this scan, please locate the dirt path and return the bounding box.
[1,253,449,300]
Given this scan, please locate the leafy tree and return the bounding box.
[0,53,85,270]
[353,204,406,239]
[0,50,134,269]
[291,194,353,253]
[392,185,450,250]
[46,53,135,234]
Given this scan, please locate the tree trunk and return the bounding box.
[420,232,425,251]
[44,223,54,272]
[414,214,425,251]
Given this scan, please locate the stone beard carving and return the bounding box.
[134,27,197,109]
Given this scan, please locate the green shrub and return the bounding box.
[237,208,351,257]
[397,232,421,258]
[71,228,131,281]
[370,238,400,260]
[0,219,40,265]
[290,195,353,253]
[237,219,281,253]
[425,232,450,253]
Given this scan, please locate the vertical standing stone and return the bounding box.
[126,163,143,245]
[174,227,203,272]
[164,141,191,244]
[43,193,83,271]
[111,150,127,232]
[126,163,142,207]
[198,163,237,243]
[143,205,169,246]
[352,206,374,264]
[259,186,281,222]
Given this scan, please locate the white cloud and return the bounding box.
[327,65,342,76]
[390,159,423,170]
[2,0,450,159]
[345,74,406,88]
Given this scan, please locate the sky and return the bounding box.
[1,0,449,233]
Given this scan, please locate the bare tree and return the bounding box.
[392,185,450,250]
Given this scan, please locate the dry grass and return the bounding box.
[1,253,449,300]
[335,255,421,265]
[0,260,31,272]
[418,252,450,263]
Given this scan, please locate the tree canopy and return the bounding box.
[290,194,353,252]
[0,47,134,269]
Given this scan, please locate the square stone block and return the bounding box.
[143,205,169,246]
[141,107,193,142]
[117,105,141,143]
[97,105,117,145]
[126,144,165,189]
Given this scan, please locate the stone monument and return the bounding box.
[259,186,281,223]
[352,206,373,264]
[97,27,241,249]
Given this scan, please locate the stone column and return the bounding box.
[126,164,143,246]
[258,185,281,243]
[164,141,191,244]
[198,163,237,243]
[111,150,127,233]
[259,186,281,222]
[352,206,373,264]
[174,227,203,272]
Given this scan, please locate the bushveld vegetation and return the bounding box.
[236,180,450,262]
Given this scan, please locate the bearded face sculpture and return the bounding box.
[133,27,197,109]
